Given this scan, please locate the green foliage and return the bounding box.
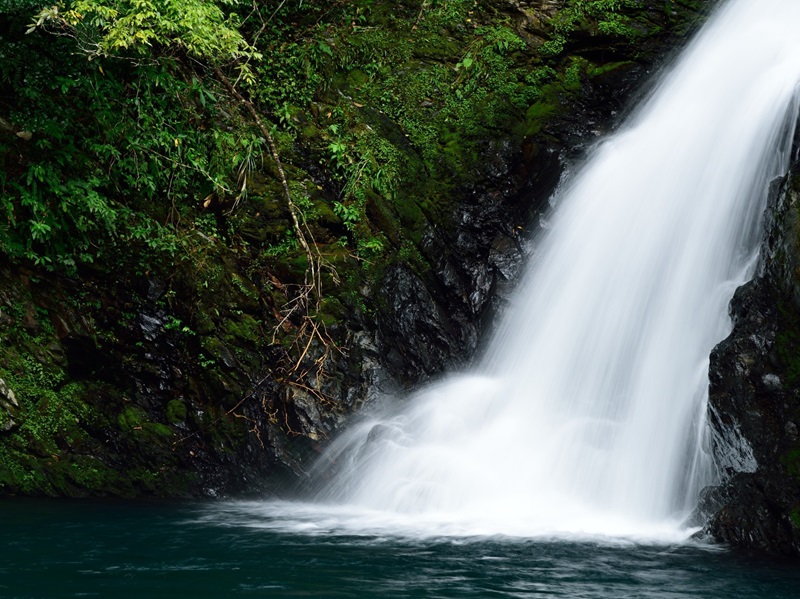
[1,0,686,276]
[32,0,255,63]
[164,315,195,335]
[264,229,298,258]
[0,1,257,271]
[333,201,361,231]
[0,333,101,495]
[543,0,645,59]
[0,6,124,268]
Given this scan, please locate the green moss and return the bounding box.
[780,449,800,480]
[317,297,346,322]
[223,314,262,344]
[524,100,559,136]
[562,57,593,93]
[346,69,370,88]
[412,35,462,61]
[0,441,127,497]
[117,406,173,445]
[790,507,800,529]
[194,311,216,336]
[126,467,163,493]
[0,446,45,494]
[141,422,174,439]
[201,410,247,455]
[118,406,148,431]
[56,455,121,494]
[1,354,96,454]
[166,399,188,424]
[589,61,635,78]
[230,274,260,303]
[200,336,226,359]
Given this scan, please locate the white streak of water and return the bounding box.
[242,0,800,541]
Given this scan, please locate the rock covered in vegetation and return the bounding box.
[0,0,712,497]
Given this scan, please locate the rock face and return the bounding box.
[0,378,19,432]
[702,169,800,556]
[373,51,682,385]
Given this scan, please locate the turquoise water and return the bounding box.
[2,499,799,598]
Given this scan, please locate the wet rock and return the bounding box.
[139,313,165,342]
[378,264,462,382]
[0,377,19,432]
[0,378,19,409]
[763,374,783,392]
[704,474,800,556]
[702,168,800,556]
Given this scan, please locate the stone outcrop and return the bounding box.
[701,167,800,556]
[0,377,19,432]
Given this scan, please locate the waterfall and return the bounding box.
[225,0,800,540]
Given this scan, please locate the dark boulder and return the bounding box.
[702,170,800,556]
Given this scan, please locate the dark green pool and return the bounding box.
[2,498,798,598]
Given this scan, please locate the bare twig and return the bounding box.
[284,379,336,409]
[233,412,265,448]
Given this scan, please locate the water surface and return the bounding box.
[2,499,799,598]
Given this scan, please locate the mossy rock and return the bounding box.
[523,99,560,136]
[166,399,188,424]
[346,69,370,89]
[412,35,462,61]
[780,448,800,481]
[223,314,262,345]
[140,422,174,440]
[54,455,121,494]
[118,406,148,431]
[589,60,636,79]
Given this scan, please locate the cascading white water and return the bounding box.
[221,0,800,541]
